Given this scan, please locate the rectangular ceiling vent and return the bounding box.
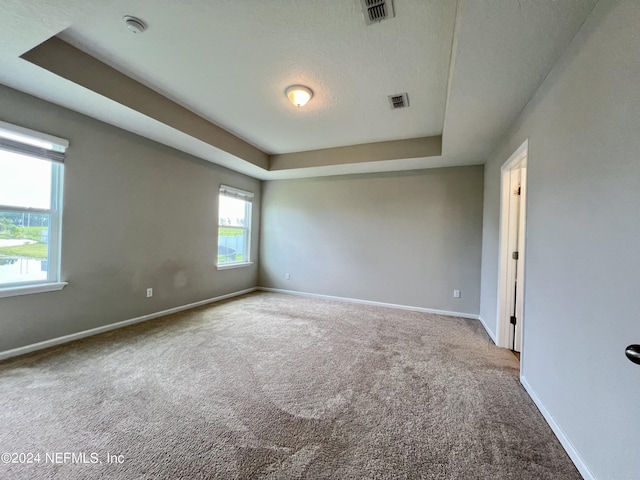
[360,0,395,25]
[388,93,409,109]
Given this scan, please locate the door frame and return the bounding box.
[497,139,528,352]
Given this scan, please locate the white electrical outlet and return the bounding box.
[453,289,461,298]
[146,288,153,298]
[285,273,290,280]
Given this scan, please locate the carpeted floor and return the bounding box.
[0,292,580,479]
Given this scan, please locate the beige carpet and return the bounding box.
[0,292,580,479]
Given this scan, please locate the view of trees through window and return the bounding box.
[218,193,251,265]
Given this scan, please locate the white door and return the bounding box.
[498,140,528,353]
[514,167,526,352]
[509,167,527,352]
[505,168,523,351]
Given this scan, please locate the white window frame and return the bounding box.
[217,185,253,269]
[0,121,68,298]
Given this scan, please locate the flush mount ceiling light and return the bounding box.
[123,16,147,34]
[285,85,313,107]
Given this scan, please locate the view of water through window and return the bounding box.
[0,212,51,285]
[0,151,53,286]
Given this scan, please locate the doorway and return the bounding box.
[497,140,528,355]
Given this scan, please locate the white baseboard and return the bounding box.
[520,375,595,480]
[478,316,497,344]
[0,287,257,361]
[258,287,479,320]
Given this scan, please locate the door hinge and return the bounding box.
[510,316,517,325]
[512,251,519,260]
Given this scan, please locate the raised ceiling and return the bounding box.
[0,0,598,180]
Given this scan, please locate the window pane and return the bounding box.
[218,195,247,227]
[218,191,251,266]
[0,150,52,209]
[0,210,50,284]
[218,227,246,263]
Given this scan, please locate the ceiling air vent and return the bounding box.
[388,93,409,109]
[360,0,395,25]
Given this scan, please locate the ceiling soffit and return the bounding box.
[22,36,443,174]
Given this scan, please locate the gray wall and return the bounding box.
[260,166,484,315]
[479,0,640,478]
[0,85,260,352]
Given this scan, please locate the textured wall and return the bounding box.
[260,166,484,315]
[479,0,640,478]
[0,85,260,352]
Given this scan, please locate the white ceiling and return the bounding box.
[60,0,457,154]
[0,0,598,180]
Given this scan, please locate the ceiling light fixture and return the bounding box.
[285,85,313,107]
[123,16,147,34]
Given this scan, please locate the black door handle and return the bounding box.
[625,345,640,365]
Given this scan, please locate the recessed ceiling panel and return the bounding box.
[59,0,457,154]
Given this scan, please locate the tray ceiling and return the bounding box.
[0,0,597,179]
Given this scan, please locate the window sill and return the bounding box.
[216,262,254,271]
[0,282,68,299]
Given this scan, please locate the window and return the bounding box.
[217,185,253,268]
[0,120,67,296]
